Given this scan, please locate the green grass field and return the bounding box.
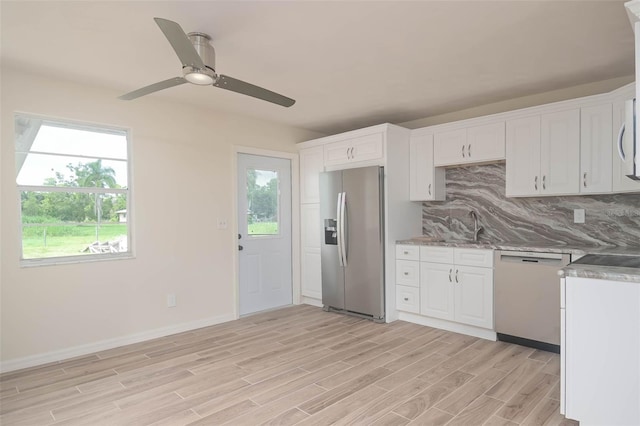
[247,222,278,235]
[22,223,127,259]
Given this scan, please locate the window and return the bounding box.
[15,114,131,264]
[246,168,279,236]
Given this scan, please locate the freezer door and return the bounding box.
[320,170,345,310]
[343,166,385,319]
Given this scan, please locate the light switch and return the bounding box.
[574,209,585,224]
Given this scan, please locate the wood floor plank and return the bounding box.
[492,344,535,372]
[485,358,546,402]
[483,415,519,426]
[435,367,506,415]
[371,412,410,426]
[392,370,475,420]
[334,378,433,425]
[445,395,503,426]
[224,383,325,425]
[496,373,559,423]
[298,367,393,415]
[260,407,309,426]
[407,407,453,425]
[376,352,449,391]
[522,397,561,426]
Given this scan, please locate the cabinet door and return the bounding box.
[467,122,506,163]
[301,204,322,299]
[323,133,384,167]
[612,99,640,193]
[420,262,455,321]
[434,129,467,166]
[506,116,541,197]
[409,133,445,201]
[350,133,384,162]
[453,265,493,329]
[300,146,324,204]
[540,109,580,195]
[580,104,612,194]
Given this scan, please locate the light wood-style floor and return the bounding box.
[0,305,578,426]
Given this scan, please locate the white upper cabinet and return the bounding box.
[580,104,613,194]
[434,129,467,166]
[409,133,445,201]
[434,122,505,167]
[299,146,324,204]
[323,132,384,167]
[506,116,542,196]
[506,110,580,197]
[540,109,580,195]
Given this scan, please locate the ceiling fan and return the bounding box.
[119,18,295,107]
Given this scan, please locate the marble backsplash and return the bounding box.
[422,163,640,248]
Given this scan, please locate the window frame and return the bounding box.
[15,113,134,267]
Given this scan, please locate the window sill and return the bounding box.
[20,252,135,268]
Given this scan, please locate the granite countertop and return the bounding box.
[396,236,640,256]
[397,236,640,283]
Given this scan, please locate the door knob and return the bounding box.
[238,245,244,251]
[238,234,242,239]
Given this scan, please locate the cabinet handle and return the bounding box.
[403,251,409,255]
[534,176,538,191]
[404,272,409,276]
[403,297,409,302]
[542,175,546,190]
[349,147,353,159]
[461,145,466,158]
[455,270,459,283]
[468,144,471,157]
[449,269,452,282]
[583,172,587,188]
[428,183,432,196]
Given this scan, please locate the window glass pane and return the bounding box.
[16,154,127,188]
[246,169,279,235]
[15,117,127,159]
[21,191,128,259]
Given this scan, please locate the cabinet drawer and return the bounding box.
[396,260,419,287]
[396,244,420,261]
[420,246,454,264]
[453,248,494,268]
[396,285,420,314]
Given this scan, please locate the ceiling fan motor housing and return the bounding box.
[184,32,216,83]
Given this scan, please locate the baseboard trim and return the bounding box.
[0,313,236,373]
[301,296,323,308]
[398,312,497,341]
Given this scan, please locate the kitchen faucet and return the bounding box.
[469,210,484,242]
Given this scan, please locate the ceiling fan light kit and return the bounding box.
[119,18,295,107]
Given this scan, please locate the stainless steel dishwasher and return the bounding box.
[495,250,570,353]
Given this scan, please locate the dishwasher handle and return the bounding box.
[498,251,568,266]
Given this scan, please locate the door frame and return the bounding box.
[232,146,300,319]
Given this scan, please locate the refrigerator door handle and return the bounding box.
[340,191,348,267]
[336,192,344,267]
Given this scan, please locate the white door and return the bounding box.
[454,265,493,329]
[580,104,612,194]
[237,153,292,315]
[540,109,580,195]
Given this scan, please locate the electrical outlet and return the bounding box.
[217,218,228,229]
[573,209,585,224]
[167,293,176,308]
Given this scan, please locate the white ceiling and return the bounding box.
[1,1,635,135]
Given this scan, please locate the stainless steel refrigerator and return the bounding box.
[320,166,385,322]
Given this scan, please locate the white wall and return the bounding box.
[0,66,321,369]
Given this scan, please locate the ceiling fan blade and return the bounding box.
[154,18,206,69]
[215,75,295,107]
[118,77,187,100]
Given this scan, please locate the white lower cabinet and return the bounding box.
[396,244,494,333]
